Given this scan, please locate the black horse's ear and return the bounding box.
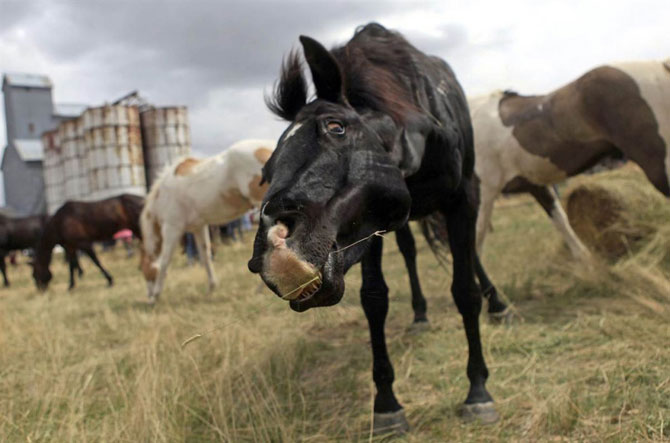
[299,35,342,103]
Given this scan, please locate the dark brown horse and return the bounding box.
[0,214,49,286]
[32,194,144,290]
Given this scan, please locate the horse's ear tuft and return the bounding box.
[259,165,269,186]
[299,35,343,103]
[266,50,308,121]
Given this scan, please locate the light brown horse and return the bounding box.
[32,194,144,290]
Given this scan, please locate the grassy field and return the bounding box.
[1,174,669,441]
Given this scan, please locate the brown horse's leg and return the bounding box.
[64,248,79,290]
[193,225,217,294]
[81,245,113,286]
[75,253,84,277]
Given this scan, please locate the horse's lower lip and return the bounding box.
[292,272,323,303]
[289,250,342,312]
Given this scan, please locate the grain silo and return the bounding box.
[41,129,64,214]
[59,117,88,201]
[140,106,191,187]
[82,105,146,200]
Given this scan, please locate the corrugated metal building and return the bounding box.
[1,73,86,215]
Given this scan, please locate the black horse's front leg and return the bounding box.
[444,191,499,423]
[361,235,409,435]
[394,223,429,327]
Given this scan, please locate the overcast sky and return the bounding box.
[1,0,668,205]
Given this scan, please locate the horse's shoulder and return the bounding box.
[174,157,201,176]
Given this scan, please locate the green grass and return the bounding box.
[1,176,669,441]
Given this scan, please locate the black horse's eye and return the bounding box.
[326,120,345,135]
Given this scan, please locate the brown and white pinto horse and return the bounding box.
[472,60,670,258]
[139,139,275,303]
[32,194,144,290]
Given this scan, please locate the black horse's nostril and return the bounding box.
[264,203,301,238]
[275,215,297,238]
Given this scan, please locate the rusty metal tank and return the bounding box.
[140,106,191,187]
[41,129,64,215]
[82,105,146,200]
[58,116,88,201]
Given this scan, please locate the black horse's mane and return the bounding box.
[267,23,421,124]
[266,50,308,121]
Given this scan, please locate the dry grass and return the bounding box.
[1,170,669,442]
[566,164,670,259]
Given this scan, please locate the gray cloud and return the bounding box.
[0,1,39,30]
[27,1,409,91]
[1,1,419,153]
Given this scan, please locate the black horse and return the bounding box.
[249,24,504,433]
[0,214,50,286]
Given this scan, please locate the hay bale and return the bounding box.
[565,164,667,259]
[566,185,640,258]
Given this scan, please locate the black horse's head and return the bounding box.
[248,34,414,312]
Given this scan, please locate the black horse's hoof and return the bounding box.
[373,409,410,435]
[488,307,515,325]
[406,319,430,334]
[460,401,499,424]
[107,278,114,287]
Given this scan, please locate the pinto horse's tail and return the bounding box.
[419,213,451,268]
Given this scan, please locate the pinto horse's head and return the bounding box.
[248,35,412,312]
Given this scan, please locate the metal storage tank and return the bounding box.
[41,129,64,215]
[140,106,191,187]
[75,117,90,199]
[58,116,89,201]
[82,105,146,200]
